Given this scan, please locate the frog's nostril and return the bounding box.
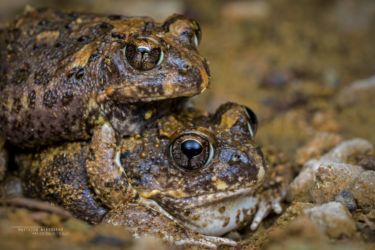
[184,63,191,70]
[181,63,191,73]
[179,62,192,74]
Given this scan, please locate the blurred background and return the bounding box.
[1,0,375,158]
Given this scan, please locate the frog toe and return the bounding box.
[271,198,283,214]
[175,235,237,249]
[250,200,272,230]
[203,235,237,248]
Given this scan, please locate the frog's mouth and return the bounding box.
[142,188,258,236]
[96,65,209,103]
[96,83,207,103]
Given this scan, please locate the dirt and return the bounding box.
[0,0,375,249]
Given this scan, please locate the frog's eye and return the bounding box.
[163,14,202,48]
[243,106,258,139]
[170,132,213,170]
[124,37,164,71]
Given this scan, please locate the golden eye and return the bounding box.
[170,132,213,170]
[124,37,164,71]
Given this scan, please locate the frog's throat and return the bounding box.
[179,194,258,236]
[140,188,259,237]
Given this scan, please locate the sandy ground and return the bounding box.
[0,0,374,249]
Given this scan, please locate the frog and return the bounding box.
[13,102,289,248]
[0,8,210,148]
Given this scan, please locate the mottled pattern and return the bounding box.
[0,9,210,148]
[16,143,107,223]
[14,103,290,247]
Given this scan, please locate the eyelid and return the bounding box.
[247,122,255,139]
[156,50,164,66]
[242,106,258,138]
[193,34,199,48]
[176,130,216,146]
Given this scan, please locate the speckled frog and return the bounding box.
[0,8,209,148]
[15,103,289,248]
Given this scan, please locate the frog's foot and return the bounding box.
[249,149,292,231]
[174,235,236,249]
[103,203,237,249]
[250,196,283,231]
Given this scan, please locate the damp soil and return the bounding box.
[1,0,375,249]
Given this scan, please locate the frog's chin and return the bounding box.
[156,188,258,236]
[180,195,257,236]
[102,79,208,103]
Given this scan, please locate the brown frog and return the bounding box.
[0,8,209,148]
[14,103,289,248]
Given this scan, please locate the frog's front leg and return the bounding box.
[103,201,237,249]
[86,123,136,208]
[250,159,291,230]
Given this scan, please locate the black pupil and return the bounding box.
[181,140,203,159]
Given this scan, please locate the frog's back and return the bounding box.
[0,10,114,146]
[0,9,152,147]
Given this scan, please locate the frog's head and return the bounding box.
[94,14,210,103]
[121,103,266,236]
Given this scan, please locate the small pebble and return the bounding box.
[357,155,375,171]
[350,170,375,210]
[288,138,372,203]
[335,190,357,212]
[320,138,373,163]
[304,202,357,239]
[310,162,363,204]
[224,231,242,241]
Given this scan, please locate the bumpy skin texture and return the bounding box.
[15,103,289,248]
[17,143,107,223]
[0,8,209,148]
